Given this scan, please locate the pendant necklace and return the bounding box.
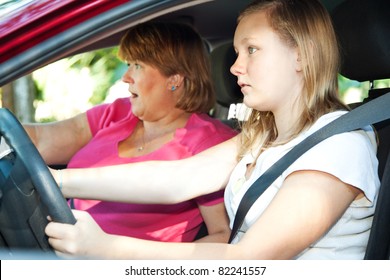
[136,123,175,152]
[137,128,145,151]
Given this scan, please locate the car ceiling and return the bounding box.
[0,0,349,86]
[159,0,347,44]
[78,0,348,53]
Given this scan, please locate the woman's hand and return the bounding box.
[45,210,108,258]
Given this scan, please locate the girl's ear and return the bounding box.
[295,48,303,72]
[296,41,315,72]
[168,74,185,91]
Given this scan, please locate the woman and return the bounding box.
[46,0,379,259]
[25,22,237,243]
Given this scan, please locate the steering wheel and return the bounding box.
[0,108,76,257]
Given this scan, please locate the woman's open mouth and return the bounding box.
[130,91,139,98]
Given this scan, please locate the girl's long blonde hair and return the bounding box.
[237,0,348,159]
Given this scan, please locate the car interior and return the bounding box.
[0,0,389,259]
[331,0,390,259]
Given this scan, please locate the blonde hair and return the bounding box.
[118,21,215,113]
[237,0,348,159]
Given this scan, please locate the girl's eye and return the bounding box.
[135,63,141,69]
[248,47,257,54]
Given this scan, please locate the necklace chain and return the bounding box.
[136,121,180,152]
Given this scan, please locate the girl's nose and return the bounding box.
[230,55,245,77]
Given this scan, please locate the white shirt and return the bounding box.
[225,111,380,259]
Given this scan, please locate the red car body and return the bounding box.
[0,0,129,64]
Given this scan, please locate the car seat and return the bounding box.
[332,0,390,259]
[210,42,243,130]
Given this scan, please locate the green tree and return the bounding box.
[67,47,125,105]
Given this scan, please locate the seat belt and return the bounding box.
[229,91,390,243]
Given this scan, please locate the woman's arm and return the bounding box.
[46,169,361,259]
[24,113,92,165]
[194,202,230,243]
[57,136,239,204]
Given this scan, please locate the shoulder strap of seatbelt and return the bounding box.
[229,92,390,243]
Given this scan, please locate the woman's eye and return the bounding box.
[126,62,141,70]
[248,47,257,54]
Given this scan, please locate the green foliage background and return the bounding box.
[67,47,125,105]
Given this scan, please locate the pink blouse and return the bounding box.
[68,98,237,242]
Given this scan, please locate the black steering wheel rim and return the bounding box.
[0,108,75,254]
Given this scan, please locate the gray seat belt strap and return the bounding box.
[229,92,390,243]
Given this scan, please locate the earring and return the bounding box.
[171,85,176,91]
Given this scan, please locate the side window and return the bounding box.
[1,47,126,123]
[339,75,390,105]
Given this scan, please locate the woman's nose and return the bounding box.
[122,68,134,84]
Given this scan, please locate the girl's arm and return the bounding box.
[46,210,239,259]
[56,136,239,204]
[46,169,361,259]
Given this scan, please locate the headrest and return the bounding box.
[332,0,390,82]
[210,43,243,106]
